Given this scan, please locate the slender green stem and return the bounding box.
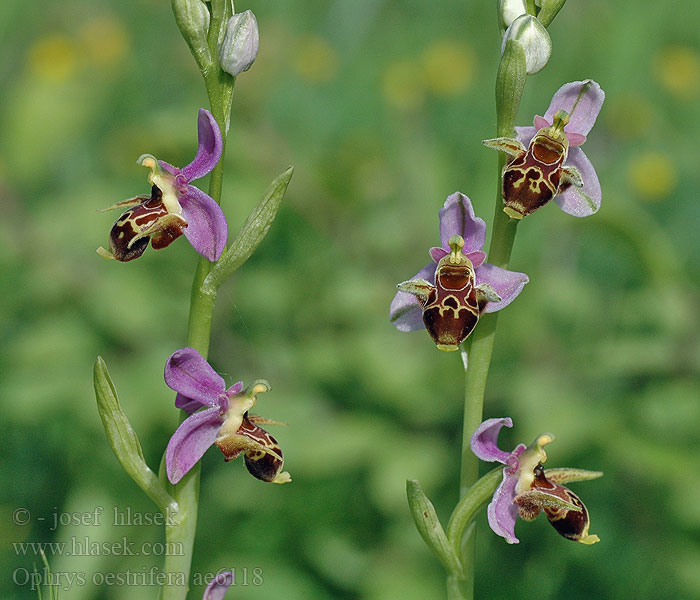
[450,37,527,600]
[160,15,234,595]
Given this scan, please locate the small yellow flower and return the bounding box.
[421,40,475,97]
[28,35,77,82]
[382,60,425,112]
[79,17,129,67]
[293,35,339,84]
[653,45,700,100]
[627,151,677,201]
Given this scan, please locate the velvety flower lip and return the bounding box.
[98,109,227,262]
[164,347,290,485]
[470,417,602,545]
[515,80,605,217]
[202,571,233,600]
[389,192,529,333]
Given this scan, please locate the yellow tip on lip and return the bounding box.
[503,206,524,219]
[437,344,459,352]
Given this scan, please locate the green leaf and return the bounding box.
[203,165,294,293]
[93,356,178,515]
[446,467,503,558]
[406,479,462,575]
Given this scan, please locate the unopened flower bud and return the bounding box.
[218,10,259,77]
[501,14,551,75]
[498,0,527,31]
[172,0,212,71]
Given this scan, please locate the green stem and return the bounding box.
[160,15,234,596]
[450,38,527,600]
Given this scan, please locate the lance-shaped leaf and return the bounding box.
[406,479,462,575]
[94,356,178,515]
[203,166,293,293]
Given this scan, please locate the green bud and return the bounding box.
[406,480,462,575]
[171,0,212,73]
[498,0,527,32]
[218,10,259,77]
[501,14,551,75]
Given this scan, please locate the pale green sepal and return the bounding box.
[536,0,567,28]
[203,166,294,294]
[93,357,179,518]
[446,467,503,560]
[172,0,213,74]
[406,480,462,575]
[544,467,604,484]
[496,39,527,138]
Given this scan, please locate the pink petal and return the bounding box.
[429,247,448,262]
[470,417,514,464]
[166,407,223,484]
[475,263,529,313]
[533,115,549,130]
[555,147,601,217]
[159,160,180,176]
[165,347,225,408]
[181,109,223,182]
[203,572,234,600]
[175,393,205,414]
[466,251,486,269]
[180,185,228,261]
[515,126,536,146]
[487,468,520,544]
[439,192,486,254]
[389,262,437,332]
[543,80,605,137]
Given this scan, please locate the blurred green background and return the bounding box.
[1,0,699,598]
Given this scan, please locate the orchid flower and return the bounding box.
[98,109,228,262]
[164,347,290,485]
[471,417,602,545]
[389,193,529,351]
[484,80,605,218]
[203,571,233,599]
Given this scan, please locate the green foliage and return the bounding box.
[1,0,698,598]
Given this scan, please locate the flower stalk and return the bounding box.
[161,4,234,598]
[451,31,527,600]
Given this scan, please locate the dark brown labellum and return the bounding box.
[216,413,285,483]
[531,464,593,543]
[421,262,480,351]
[107,185,186,261]
[502,135,567,218]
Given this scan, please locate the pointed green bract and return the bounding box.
[203,166,294,293]
[172,0,213,73]
[544,467,604,484]
[536,0,568,28]
[93,356,178,516]
[406,480,462,575]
